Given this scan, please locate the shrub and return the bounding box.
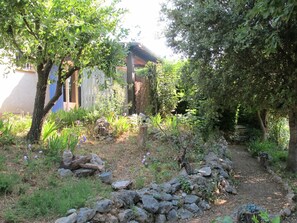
[0,173,20,195]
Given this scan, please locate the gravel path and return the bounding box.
[189,145,290,223]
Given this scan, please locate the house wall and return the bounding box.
[0,64,49,114]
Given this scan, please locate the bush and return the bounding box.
[0,173,20,195]
[248,140,287,164]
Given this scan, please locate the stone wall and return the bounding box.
[55,138,236,223]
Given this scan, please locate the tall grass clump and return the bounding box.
[0,120,15,145]
[0,173,20,195]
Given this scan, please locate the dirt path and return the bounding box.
[190,145,290,223]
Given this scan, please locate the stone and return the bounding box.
[134,207,151,223]
[76,208,96,223]
[141,195,160,213]
[118,209,134,223]
[92,213,106,222]
[281,208,291,217]
[198,166,212,177]
[98,171,112,184]
[106,214,119,223]
[66,209,77,216]
[90,153,105,166]
[112,180,132,190]
[62,150,73,166]
[73,168,95,178]
[184,195,200,204]
[58,168,73,178]
[95,199,113,213]
[158,201,173,214]
[171,183,181,193]
[160,183,172,193]
[153,192,173,201]
[219,169,229,179]
[155,214,166,223]
[112,190,140,208]
[204,152,219,163]
[225,185,237,195]
[55,213,77,223]
[177,208,194,220]
[167,209,178,222]
[184,203,202,214]
[198,200,211,210]
[235,204,265,223]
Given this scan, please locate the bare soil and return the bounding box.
[190,145,293,223]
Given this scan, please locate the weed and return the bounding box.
[0,155,6,170]
[0,173,20,195]
[112,116,131,137]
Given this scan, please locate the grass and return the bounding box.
[4,178,111,222]
[0,173,20,195]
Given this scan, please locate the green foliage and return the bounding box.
[212,216,233,223]
[48,108,89,127]
[46,127,81,157]
[3,113,32,136]
[0,120,15,145]
[268,116,289,150]
[248,140,287,164]
[178,176,191,194]
[42,120,58,142]
[112,116,131,137]
[0,173,20,195]
[4,178,112,221]
[150,113,163,129]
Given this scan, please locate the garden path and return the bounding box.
[189,145,293,223]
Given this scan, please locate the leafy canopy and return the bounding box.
[0,0,126,75]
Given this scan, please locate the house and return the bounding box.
[0,42,159,115]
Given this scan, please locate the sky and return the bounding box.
[118,0,176,60]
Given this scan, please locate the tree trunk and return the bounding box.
[286,108,297,172]
[257,110,268,141]
[27,70,49,142]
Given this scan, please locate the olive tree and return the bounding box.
[0,0,126,142]
[162,0,297,171]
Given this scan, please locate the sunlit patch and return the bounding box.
[214,199,227,205]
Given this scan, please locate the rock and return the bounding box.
[235,204,265,223]
[118,209,134,223]
[155,214,166,223]
[95,199,113,213]
[184,195,200,204]
[134,207,151,223]
[198,200,211,210]
[171,183,181,193]
[112,190,140,208]
[177,208,194,220]
[58,168,73,178]
[141,195,160,213]
[153,192,173,201]
[90,153,105,166]
[204,152,219,163]
[92,213,106,222]
[158,201,173,214]
[106,214,119,223]
[219,169,229,179]
[184,203,202,214]
[225,185,237,194]
[66,209,77,216]
[112,180,132,190]
[98,171,112,184]
[160,183,172,193]
[69,155,92,170]
[281,208,291,217]
[76,208,96,223]
[62,150,73,166]
[167,209,178,222]
[55,213,77,223]
[73,168,95,178]
[79,163,104,171]
[198,166,212,177]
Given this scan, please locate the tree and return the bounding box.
[0,0,126,142]
[162,0,297,171]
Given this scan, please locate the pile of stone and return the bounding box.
[55,137,237,223]
[94,118,112,140]
[58,150,105,178]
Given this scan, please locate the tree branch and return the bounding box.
[21,14,39,41]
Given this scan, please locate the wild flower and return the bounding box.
[38,150,43,154]
[23,155,29,161]
[28,144,32,150]
[34,155,38,159]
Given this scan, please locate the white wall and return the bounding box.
[0,64,49,114]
